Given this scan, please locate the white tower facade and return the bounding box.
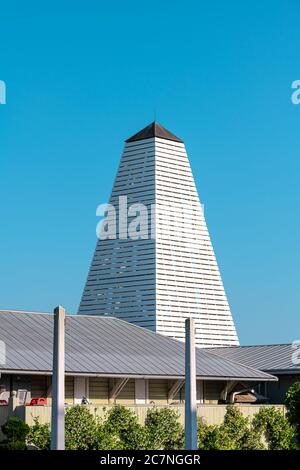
[78,122,239,347]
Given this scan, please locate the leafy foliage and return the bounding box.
[4,394,300,451]
[285,382,300,438]
[0,440,27,450]
[65,405,98,450]
[1,417,29,443]
[27,417,51,450]
[144,407,184,450]
[253,406,297,450]
[94,423,123,450]
[198,423,236,450]
[0,417,29,451]
[198,406,264,450]
[101,405,147,450]
[22,405,184,450]
[223,406,264,450]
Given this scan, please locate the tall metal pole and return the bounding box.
[185,317,198,450]
[50,305,65,450]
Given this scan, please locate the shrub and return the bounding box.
[102,405,147,450]
[223,406,264,450]
[94,423,123,450]
[65,405,98,450]
[26,418,51,450]
[253,406,296,450]
[22,402,299,451]
[198,422,235,450]
[24,406,146,451]
[144,407,184,450]
[285,382,300,438]
[0,440,27,450]
[223,406,250,442]
[1,417,29,443]
[198,406,264,450]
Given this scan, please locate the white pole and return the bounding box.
[50,305,65,450]
[185,317,198,450]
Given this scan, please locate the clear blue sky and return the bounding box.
[0,1,299,345]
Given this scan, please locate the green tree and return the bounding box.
[198,422,236,450]
[253,406,296,450]
[102,405,147,450]
[144,407,184,450]
[285,382,300,439]
[198,406,264,450]
[65,405,98,450]
[223,406,264,450]
[23,402,300,451]
[27,417,51,450]
[1,417,29,443]
[0,417,29,450]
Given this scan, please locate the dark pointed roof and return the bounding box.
[126,121,183,143]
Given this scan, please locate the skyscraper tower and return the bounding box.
[78,122,239,347]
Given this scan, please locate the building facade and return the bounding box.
[210,344,300,404]
[0,310,273,410]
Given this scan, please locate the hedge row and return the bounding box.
[1,382,299,450]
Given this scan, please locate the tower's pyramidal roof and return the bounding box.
[126,121,183,143]
[79,122,239,347]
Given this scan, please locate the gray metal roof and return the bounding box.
[0,310,276,381]
[208,345,300,374]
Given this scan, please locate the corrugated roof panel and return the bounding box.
[0,310,275,381]
[208,344,300,373]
